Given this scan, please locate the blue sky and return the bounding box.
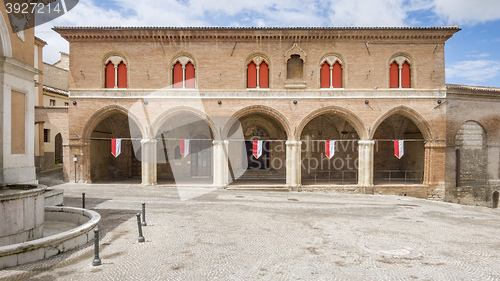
[35,0,500,87]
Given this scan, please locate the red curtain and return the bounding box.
[259,62,269,88]
[390,62,399,88]
[401,61,410,88]
[320,62,330,88]
[247,62,257,88]
[332,62,342,88]
[173,62,183,88]
[117,62,127,88]
[105,62,115,88]
[185,62,195,88]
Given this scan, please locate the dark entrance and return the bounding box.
[55,133,63,163]
[493,191,499,208]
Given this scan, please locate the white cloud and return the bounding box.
[328,0,407,26]
[466,53,490,58]
[446,60,500,82]
[433,0,500,25]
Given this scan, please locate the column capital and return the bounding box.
[140,138,157,145]
[358,140,375,146]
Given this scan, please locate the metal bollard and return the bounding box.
[141,203,147,226]
[136,213,145,242]
[82,192,85,209]
[92,228,102,266]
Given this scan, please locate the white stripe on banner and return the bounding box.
[253,140,263,159]
[180,139,190,157]
[325,140,336,159]
[394,140,404,159]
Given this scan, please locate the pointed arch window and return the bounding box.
[390,56,411,88]
[104,56,127,89]
[172,56,196,89]
[320,56,343,88]
[247,57,269,89]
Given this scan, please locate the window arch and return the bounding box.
[104,56,127,89]
[172,56,196,89]
[389,56,411,89]
[320,56,343,88]
[247,56,269,89]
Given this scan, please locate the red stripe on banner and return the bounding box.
[180,139,185,157]
[394,140,404,159]
[325,140,331,158]
[253,140,258,158]
[111,138,116,157]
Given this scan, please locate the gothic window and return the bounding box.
[247,56,269,89]
[287,54,303,80]
[320,56,343,88]
[104,56,127,88]
[172,56,196,89]
[390,56,411,88]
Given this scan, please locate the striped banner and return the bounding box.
[394,140,404,159]
[180,139,190,157]
[253,140,263,159]
[325,140,336,159]
[111,138,121,157]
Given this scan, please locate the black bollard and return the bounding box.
[141,203,147,226]
[92,228,102,266]
[82,192,85,209]
[136,213,145,242]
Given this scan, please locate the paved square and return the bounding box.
[1,183,500,280]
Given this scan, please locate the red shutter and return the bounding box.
[105,62,115,88]
[332,62,342,88]
[247,62,257,88]
[320,62,330,88]
[259,62,269,88]
[117,62,127,88]
[185,62,195,88]
[173,62,183,88]
[390,62,399,88]
[401,61,410,88]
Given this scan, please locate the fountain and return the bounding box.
[0,185,100,268]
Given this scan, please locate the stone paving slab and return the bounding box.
[1,183,500,280]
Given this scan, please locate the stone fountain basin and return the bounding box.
[0,206,101,268]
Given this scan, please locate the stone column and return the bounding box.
[286,141,302,191]
[358,140,375,192]
[213,140,229,188]
[141,139,157,186]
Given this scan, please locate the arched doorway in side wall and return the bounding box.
[300,113,360,185]
[373,114,425,184]
[90,112,142,182]
[155,112,213,185]
[55,133,63,164]
[493,191,499,208]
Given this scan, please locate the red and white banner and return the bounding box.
[325,140,336,159]
[111,138,121,157]
[180,139,190,157]
[394,140,404,159]
[253,140,263,159]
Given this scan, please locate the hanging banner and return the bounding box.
[180,139,190,157]
[394,140,404,159]
[111,138,121,157]
[253,140,263,159]
[325,140,336,159]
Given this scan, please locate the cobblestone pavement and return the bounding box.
[2,183,500,280]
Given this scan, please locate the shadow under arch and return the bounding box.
[151,106,217,139]
[296,106,367,140]
[370,106,432,140]
[222,105,292,140]
[82,105,146,139]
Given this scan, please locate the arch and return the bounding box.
[102,52,129,89]
[0,10,12,57]
[389,53,414,89]
[450,120,488,145]
[370,106,432,140]
[245,53,271,89]
[171,51,197,67]
[222,105,292,140]
[493,191,499,208]
[170,52,197,89]
[151,106,217,139]
[82,105,146,139]
[296,106,368,140]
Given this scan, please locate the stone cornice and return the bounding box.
[53,26,460,43]
[446,84,500,100]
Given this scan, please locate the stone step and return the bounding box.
[226,186,289,192]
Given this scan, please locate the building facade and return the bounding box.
[55,26,460,199]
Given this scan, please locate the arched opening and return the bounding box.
[156,113,213,185]
[90,112,141,182]
[373,114,425,184]
[228,112,287,185]
[287,55,303,80]
[493,191,499,208]
[55,133,63,164]
[300,113,360,185]
[455,121,488,195]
